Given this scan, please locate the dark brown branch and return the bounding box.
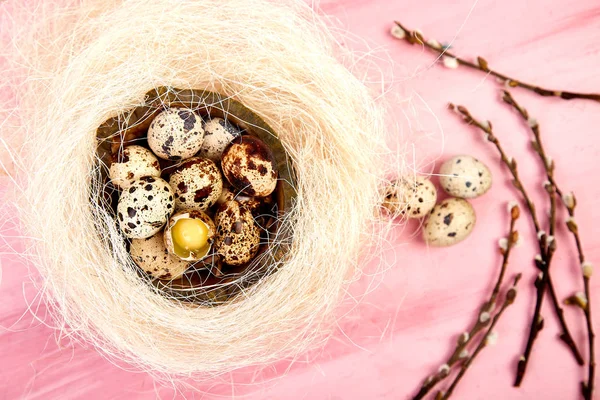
[514,244,557,386]
[440,274,523,400]
[502,91,595,400]
[581,276,596,400]
[412,207,520,400]
[448,103,584,380]
[392,22,600,103]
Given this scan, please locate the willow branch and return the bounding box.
[440,274,523,400]
[501,91,595,398]
[448,103,583,379]
[392,21,600,103]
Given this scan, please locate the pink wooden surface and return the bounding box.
[1,0,600,398]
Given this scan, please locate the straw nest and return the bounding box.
[1,0,397,377]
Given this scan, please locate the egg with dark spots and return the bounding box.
[147,108,205,160]
[117,176,174,239]
[109,145,161,189]
[383,176,437,219]
[198,118,242,161]
[217,186,264,215]
[130,231,190,280]
[221,136,278,197]
[214,200,260,265]
[439,155,492,199]
[169,157,223,212]
[423,198,476,246]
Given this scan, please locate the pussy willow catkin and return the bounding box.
[0,0,401,377]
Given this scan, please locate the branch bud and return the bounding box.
[527,118,538,128]
[506,287,517,304]
[390,25,407,39]
[458,331,470,345]
[480,120,491,132]
[477,56,489,71]
[498,238,508,252]
[537,230,546,241]
[442,56,459,69]
[479,311,491,324]
[565,292,588,310]
[485,331,499,346]
[427,39,441,49]
[562,192,576,210]
[566,217,578,234]
[508,201,520,219]
[438,364,450,376]
[582,261,593,278]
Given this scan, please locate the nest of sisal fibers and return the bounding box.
[0,0,400,377]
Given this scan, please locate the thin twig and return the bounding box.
[514,243,556,386]
[448,103,583,376]
[412,206,520,400]
[440,274,523,400]
[502,91,594,398]
[391,21,600,103]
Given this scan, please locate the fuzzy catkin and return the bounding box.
[1,0,398,377]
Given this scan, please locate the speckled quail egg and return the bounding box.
[130,231,190,280]
[163,210,217,262]
[117,176,174,239]
[423,198,476,246]
[217,186,236,204]
[147,108,205,160]
[109,145,161,189]
[198,118,242,162]
[384,176,437,218]
[221,136,278,197]
[439,155,492,199]
[169,157,223,212]
[216,186,263,214]
[214,200,261,266]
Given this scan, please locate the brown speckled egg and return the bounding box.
[423,198,476,246]
[169,157,223,211]
[216,186,263,214]
[221,136,278,197]
[117,176,174,239]
[163,210,216,261]
[216,186,236,205]
[130,231,190,280]
[198,118,241,162]
[384,176,437,218]
[109,145,161,189]
[439,155,492,199]
[214,200,260,266]
[147,108,205,160]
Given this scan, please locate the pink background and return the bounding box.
[1,0,600,398]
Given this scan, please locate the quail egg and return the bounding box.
[109,145,161,189]
[147,108,205,160]
[439,155,492,199]
[383,176,437,218]
[423,198,476,246]
[169,157,223,212]
[221,136,278,197]
[217,186,236,205]
[214,200,261,266]
[216,186,264,214]
[130,231,190,280]
[198,118,242,162]
[163,210,216,262]
[117,176,174,239]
